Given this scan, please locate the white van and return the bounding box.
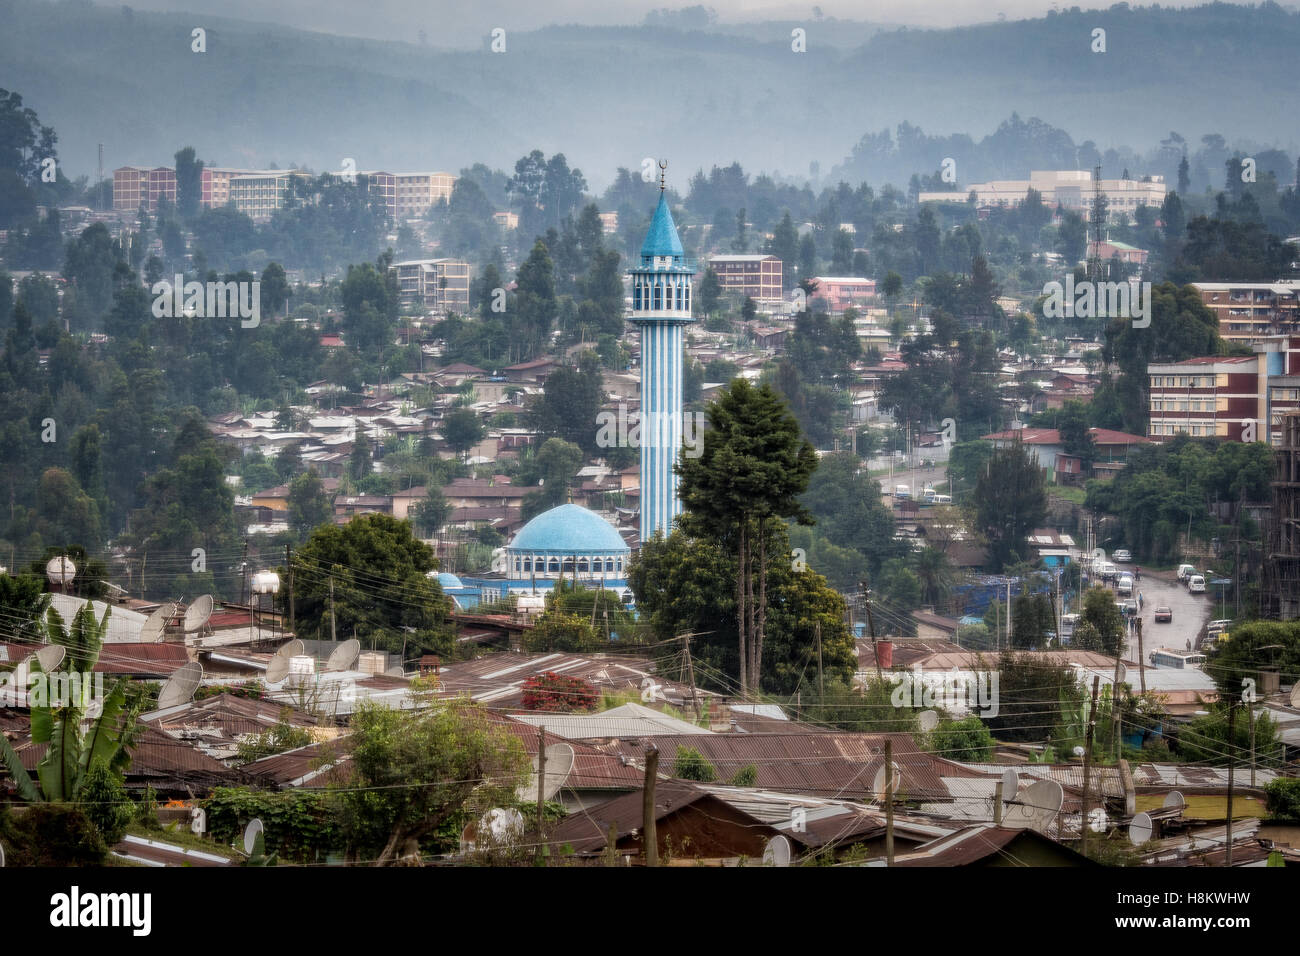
[1188,575,1206,594]
[1116,573,1134,596]
[1177,564,1196,582]
[895,484,910,500]
[931,494,952,504]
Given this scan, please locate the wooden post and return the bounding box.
[643,746,659,867]
[1226,703,1236,867]
[682,634,701,721]
[993,780,1004,826]
[1079,676,1101,855]
[884,738,895,866]
[1136,617,1145,694]
[286,543,295,636]
[329,575,337,643]
[536,726,547,835]
[864,585,882,684]
[815,620,824,698]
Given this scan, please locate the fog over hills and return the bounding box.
[3,0,1297,189]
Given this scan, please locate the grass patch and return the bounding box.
[1049,484,1086,504]
[124,821,244,861]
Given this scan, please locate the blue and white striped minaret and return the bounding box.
[630,164,695,543]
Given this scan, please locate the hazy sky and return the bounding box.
[100,0,1219,46]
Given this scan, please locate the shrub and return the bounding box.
[673,746,717,782]
[81,759,135,844]
[1265,778,1300,822]
[520,672,599,712]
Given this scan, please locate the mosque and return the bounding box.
[451,171,693,604]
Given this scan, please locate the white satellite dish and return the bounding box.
[1087,807,1108,833]
[242,818,264,855]
[516,743,576,803]
[1128,811,1153,846]
[190,807,207,836]
[872,761,902,800]
[183,594,214,633]
[918,710,940,732]
[265,639,304,684]
[1290,683,1300,708]
[762,835,793,867]
[640,677,664,703]
[1116,662,1127,684]
[34,645,66,672]
[1000,768,1020,797]
[139,603,177,643]
[383,665,405,677]
[1005,779,1063,832]
[45,556,76,585]
[1163,790,1185,812]
[325,638,361,672]
[156,661,203,708]
[465,807,524,850]
[1072,746,1086,758]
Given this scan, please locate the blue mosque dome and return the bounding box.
[504,504,630,583]
[435,572,465,589]
[640,192,685,260]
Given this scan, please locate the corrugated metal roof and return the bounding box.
[511,703,709,739]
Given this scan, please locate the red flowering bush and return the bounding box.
[520,672,599,712]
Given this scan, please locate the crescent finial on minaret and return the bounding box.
[659,159,667,192]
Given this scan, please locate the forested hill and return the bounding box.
[3,0,1298,187]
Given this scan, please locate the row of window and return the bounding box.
[1150,423,1213,436]
[512,556,623,574]
[1149,375,1217,388]
[632,276,690,311]
[1151,400,1219,412]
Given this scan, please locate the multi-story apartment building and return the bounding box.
[364,171,456,221]
[393,259,472,313]
[919,170,1166,214]
[1191,281,1300,344]
[112,166,176,212]
[1148,336,1300,444]
[226,170,311,222]
[707,254,783,306]
[810,276,877,314]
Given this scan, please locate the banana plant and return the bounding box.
[0,604,143,803]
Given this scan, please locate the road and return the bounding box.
[1095,567,1214,659]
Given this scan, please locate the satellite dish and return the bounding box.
[383,665,405,677]
[34,645,66,672]
[242,818,263,855]
[45,556,76,585]
[516,743,576,803]
[325,638,361,672]
[1006,779,1063,832]
[762,835,792,867]
[918,710,940,732]
[183,594,214,633]
[1290,683,1300,708]
[464,807,524,850]
[139,603,177,643]
[872,761,902,800]
[156,661,203,708]
[1116,662,1127,684]
[1128,811,1153,846]
[1163,790,1185,812]
[1072,746,1086,758]
[1000,768,1020,797]
[265,639,304,684]
[0,840,4,866]
[190,807,207,836]
[1087,807,1108,833]
[640,677,664,703]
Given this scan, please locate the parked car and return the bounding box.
[1154,606,1172,622]
[1188,574,1206,594]
[1177,563,1196,582]
[1116,572,1134,596]
[1113,549,1132,563]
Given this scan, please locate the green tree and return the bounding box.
[520,437,583,520]
[288,470,332,537]
[442,407,485,461]
[528,350,603,455]
[927,716,995,762]
[673,746,716,782]
[678,380,818,695]
[293,514,452,658]
[969,439,1047,570]
[696,266,722,318]
[1081,585,1125,655]
[174,146,205,219]
[338,701,527,864]
[0,571,50,641]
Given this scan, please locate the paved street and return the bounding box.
[1092,567,1215,659]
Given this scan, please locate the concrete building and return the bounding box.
[1148,336,1300,445]
[365,171,456,220]
[1191,281,1300,344]
[707,254,783,306]
[920,170,1166,214]
[226,170,311,222]
[392,258,471,313]
[112,166,176,212]
[811,276,877,314]
[630,181,695,542]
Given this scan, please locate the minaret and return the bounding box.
[630,162,695,543]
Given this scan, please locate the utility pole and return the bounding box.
[1249,702,1257,789]
[1111,651,1124,761]
[643,746,659,867]
[1135,617,1145,694]
[1079,676,1101,856]
[536,726,547,849]
[863,585,882,683]
[1226,703,1236,866]
[993,780,1004,826]
[815,620,824,698]
[884,738,895,866]
[285,543,295,635]
[681,633,700,721]
[329,575,337,642]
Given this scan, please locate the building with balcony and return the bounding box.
[1191,281,1300,344]
[393,258,471,313]
[706,254,783,306]
[112,166,176,212]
